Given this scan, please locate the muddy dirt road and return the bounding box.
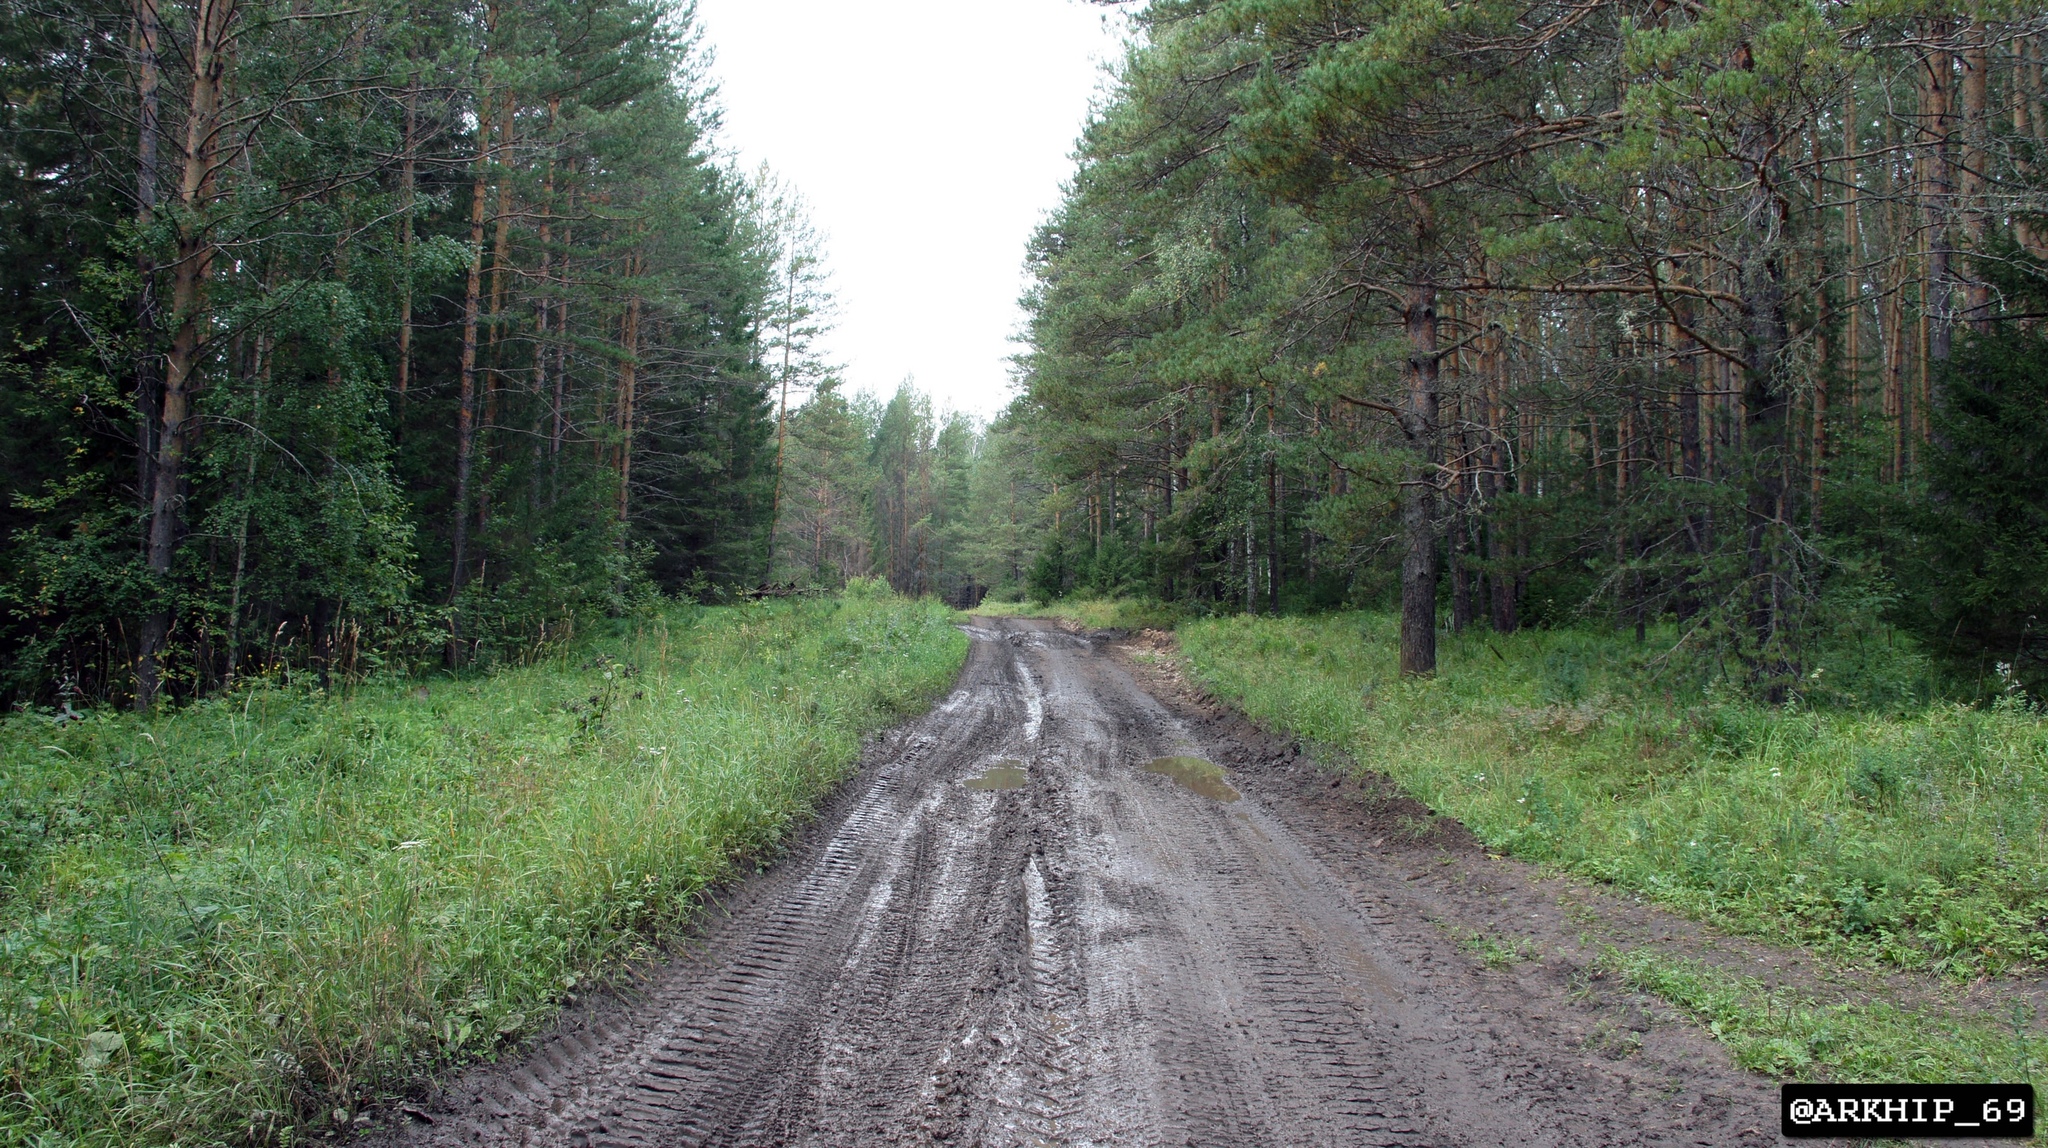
[380,617,1788,1147]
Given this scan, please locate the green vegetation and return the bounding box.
[1457,930,1535,971]
[1,0,813,708]
[0,591,966,1147]
[1180,612,2048,977]
[1600,948,2043,1084]
[972,597,1187,633]
[1180,610,2048,1085]
[768,383,1045,606]
[1010,2,2048,700]
[7,0,2047,1124]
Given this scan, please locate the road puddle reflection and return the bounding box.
[1143,756,1239,803]
[965,760,1028,790]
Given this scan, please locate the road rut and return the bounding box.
[377,617,1785,1147]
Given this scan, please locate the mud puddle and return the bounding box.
[963,760,1027,790]
[1143,754,1239,802]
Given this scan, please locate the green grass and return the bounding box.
[1178,612,2048,1086]
[1180,612,2048,979]
[0,591,967,1146]
[972,596,1188,632]
[1457,930,1535,970]
[1599,947,2044,1083]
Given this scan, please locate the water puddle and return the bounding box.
[965,760,1028,790]
[1143,756,1240,803]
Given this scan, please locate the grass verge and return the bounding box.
[1177,610,2048,1084]
[1599,947,2042,1083]
[0,590,966,1146]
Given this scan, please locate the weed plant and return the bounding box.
[1179,613,2048,980]
[0,591,966,1146]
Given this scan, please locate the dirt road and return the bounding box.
[377,617,1787,1147]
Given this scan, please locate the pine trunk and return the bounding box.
[1958,22,1990,330]
[135,0,235,707]
[1399,200,1441,677]
[449,66,494,602]
[616,263,642,539]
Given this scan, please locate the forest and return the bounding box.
[4,0,2048,1141]
[16,0,2040,711]
[1008,0,2048,701]
[0,0,813,707]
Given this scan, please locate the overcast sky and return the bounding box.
[691,1,1131,420]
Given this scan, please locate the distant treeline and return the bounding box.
[1010,0,2048,698]
[0,0,811,705]
[768,381,1041,611]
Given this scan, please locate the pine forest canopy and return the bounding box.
[0,0,832,705]
[1011,0,2048,699]
[4,0,2047,709]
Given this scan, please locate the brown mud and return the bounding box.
[365,617,1811,1147]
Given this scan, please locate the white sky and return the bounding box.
[691,1,1131,420]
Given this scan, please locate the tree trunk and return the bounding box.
[135,0,236,707]
[132,0,164,532]
[449,39,496,606]
[395,79,418,405]
[2018,37,2046,258]
[550,167,574,489]
[1842,92,1861,407]
[1958,21,1990,331]
[1919,37,1955,371]
[1266,451,1280,614]
[529,98,557,513]
[1740,160,1797,700]
[769,254,797,569]
[484,93,517,432]
[1399,199,1441,677]
[1486,326,1517,634]
[476,95,516,533]
[225,329,268,689]
[1810,131,1831,530]
[616,266,642,539]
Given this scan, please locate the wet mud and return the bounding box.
[367,617,1806,1147]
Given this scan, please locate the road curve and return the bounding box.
[377,616,1780,1147]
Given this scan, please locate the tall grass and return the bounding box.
[1180,613,2048,980]
[0,592,966,1146]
